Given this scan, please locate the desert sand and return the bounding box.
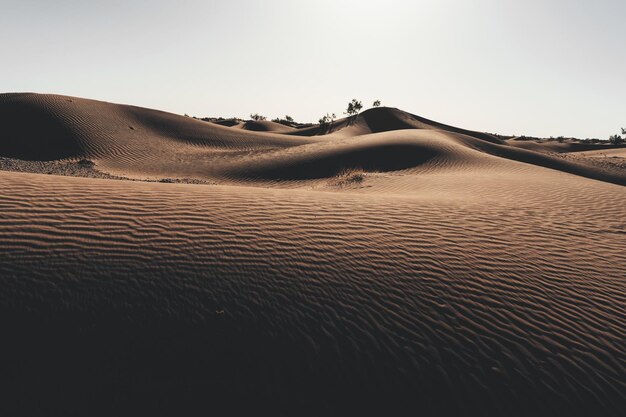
[0,93,624,416]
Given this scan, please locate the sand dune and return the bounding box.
[287,106,504,144]
[240,119,297,132]
[0,93,625,416]
[507,139,625,154]
[0,93,312,159]
[2,93,625,186]
[574,147,626,158]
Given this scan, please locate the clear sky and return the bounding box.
[2,0,625,138]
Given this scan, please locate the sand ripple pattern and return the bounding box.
[0,93,314,162]
[0,171,624,416]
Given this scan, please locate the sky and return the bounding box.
[1,0,625,138]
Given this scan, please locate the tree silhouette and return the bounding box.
[250,113,266,121]
[608,128,625,144]
[372,100,381,107]
[318,113,336,126]
[344,99,363,117]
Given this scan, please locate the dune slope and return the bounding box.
[0,93,313,159]
[1,93,625,186]
[0,171,624,416]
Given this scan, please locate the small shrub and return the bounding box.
[318,113,336,126]
[250,113,266,121]
[372,100,381,107]
[76,159,95,168]
[344,99,363,117]
[329,168,366,187]
[272,115,297,126]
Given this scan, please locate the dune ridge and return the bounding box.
[1,93,625,186]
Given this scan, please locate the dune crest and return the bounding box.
[1,93,624,187]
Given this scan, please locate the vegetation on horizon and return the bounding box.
[250,113,266,121]
[318,113,336,126]
[608,128,625,144]
[344,99,363,117]
[191,98,387,127]
[271,115,296,126]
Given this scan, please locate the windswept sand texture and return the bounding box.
[0,93,625,416]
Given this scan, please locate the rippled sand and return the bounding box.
[0,93,624,416]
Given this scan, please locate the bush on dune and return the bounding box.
[250,113,266,121]
[344,99,363,117]
[328,168,367,187]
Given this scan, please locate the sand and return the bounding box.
[0,93,624,416]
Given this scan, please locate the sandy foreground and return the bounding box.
[0,93,624,416]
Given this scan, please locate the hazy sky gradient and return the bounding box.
[2,0,625,138]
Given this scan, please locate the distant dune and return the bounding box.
[0,93,624,416]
